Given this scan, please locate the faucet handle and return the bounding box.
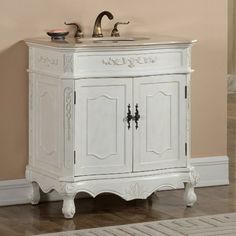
[64,22,84,38]
[111,21,130,37]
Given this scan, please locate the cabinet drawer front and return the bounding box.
[75,48,190,78]
[74,78,132,176]
[29,47,190,78]
[133,75,187,171]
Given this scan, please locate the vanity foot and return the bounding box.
[184,166,199,207]
[31,182,40,205]
[184,182,197,207]
[62,194,76,219]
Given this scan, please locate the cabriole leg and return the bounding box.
[31,182,40,205]
[184,166,199,207]
[184,182,197,207]
[62,193,76,219]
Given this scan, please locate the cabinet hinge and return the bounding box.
[74,151,76,164]
[185,143,187,156]
[74,91,76,105]
[185,86,187,99]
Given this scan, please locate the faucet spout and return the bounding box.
[92,11,114,37]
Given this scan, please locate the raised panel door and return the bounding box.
[133,75,186,171]
[74,78,132,176]
[34,75,62,173]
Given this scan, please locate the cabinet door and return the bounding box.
[74,78,132,176]
[133,75,186,172]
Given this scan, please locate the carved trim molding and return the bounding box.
[64,87,73,140]
[64,54,73,73]
[102,56,158,68]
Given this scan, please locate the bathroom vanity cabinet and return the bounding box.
[25,37,198,218]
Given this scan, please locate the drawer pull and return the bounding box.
[127,104,133,129]
[134,104,140,129]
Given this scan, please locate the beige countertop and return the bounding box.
[26,35,196,49]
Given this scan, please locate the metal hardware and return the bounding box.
[92,11,114,37]
[134,104,140,129]
[185,143,187,156]
[111,21,130,37]
[74,91,76,104]
[126,104,133,129]
[185,86,187,99]
[64,22,84,38]
[74,151,76,164]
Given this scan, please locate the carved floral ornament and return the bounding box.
[102,55,158,68]
[38,55,59,67]
[125,183,149,199]
[189,166,200,186]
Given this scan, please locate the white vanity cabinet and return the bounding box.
[25,37,198,218]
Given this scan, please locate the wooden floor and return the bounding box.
[0,94,236,236]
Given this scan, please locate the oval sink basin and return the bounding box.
[78,37,149,43]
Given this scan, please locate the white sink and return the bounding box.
[78,36,149,43]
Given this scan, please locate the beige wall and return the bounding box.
[228,0,234,74]
[0,0,227,180]
[228,0,236,75]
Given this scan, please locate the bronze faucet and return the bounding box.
[92,11,114,37]
[64,22,83,38]
[111,21,130,37]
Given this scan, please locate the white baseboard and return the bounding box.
[227,74,236,93]
[0,179,32,206]
[191,156,229,187]
[0,156,229,206]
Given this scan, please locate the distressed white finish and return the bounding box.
[31,182,40,205]
[0,156,228,207]
[133,75,186,171]
[74,78,132,175]
[26,37,197,218]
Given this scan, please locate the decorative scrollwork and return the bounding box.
[38,56,58,67]
[64,87,73,140]
[189,166,199,186]
[125,183,148,199]
[64,54,73,73]
[102,56,158,68]
[59,183,78,195]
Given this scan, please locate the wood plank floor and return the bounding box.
[0,94,235,236]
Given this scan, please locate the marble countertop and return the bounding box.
[26,35,196,49]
